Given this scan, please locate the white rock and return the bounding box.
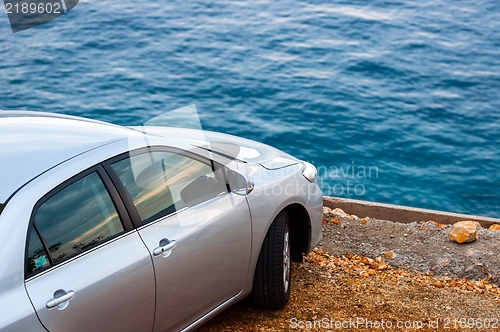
[332,208,349,218]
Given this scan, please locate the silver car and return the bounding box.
[0,111,322,332]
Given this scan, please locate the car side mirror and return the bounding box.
[227,169,254,195]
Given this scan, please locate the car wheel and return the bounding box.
[251,210,291,309]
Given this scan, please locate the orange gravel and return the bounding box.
[198,248,500,331]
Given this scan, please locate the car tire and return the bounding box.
[251,210,291,309]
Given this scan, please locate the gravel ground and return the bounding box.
[199,249,500,331]
[320,207,500,284]
[197,208,500,331]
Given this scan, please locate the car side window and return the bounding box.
[26,171,125,278]
[110,151,228,224]
[26,228,50,277]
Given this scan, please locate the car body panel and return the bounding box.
[137,193,252,332]
[240,163,320,292]
[0,184,51,332]
[0,284,46,332]
[258,157,300,170]
[25,231,156,332]
[306,181,323,252]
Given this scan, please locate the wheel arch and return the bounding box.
[284,203,311,262]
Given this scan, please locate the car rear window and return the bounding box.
[26,171,126,278]
[35,172,124,264]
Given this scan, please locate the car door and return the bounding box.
[105,147,252,332]
[24,166,156,332]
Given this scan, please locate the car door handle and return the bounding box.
[46,290,75,309]
[153,239,177,256]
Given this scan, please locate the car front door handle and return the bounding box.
[153,239,177,257]
[46,290,75,309]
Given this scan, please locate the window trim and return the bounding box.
[24,165,134,280]
[25,223,51,277]
[102,145,228,228]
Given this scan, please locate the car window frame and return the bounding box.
[102,146,230,228]
[24,164,134,281]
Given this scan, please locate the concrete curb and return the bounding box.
[323,196,500,228]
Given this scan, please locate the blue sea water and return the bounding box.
[1,0,499,217]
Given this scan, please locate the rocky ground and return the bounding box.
[320,207,500,284]
[197,208,500,331]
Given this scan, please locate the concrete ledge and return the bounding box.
[323,196,500,228]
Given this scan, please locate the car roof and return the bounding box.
[0,111,138,204]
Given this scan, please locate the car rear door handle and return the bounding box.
[46,290,75,309]
[153,239,177,257]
